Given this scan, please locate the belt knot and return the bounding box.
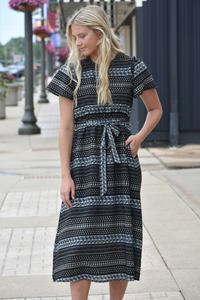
[100,123,122,196]
[74,119,130,197]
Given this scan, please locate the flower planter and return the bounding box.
[0,88,6,119]
[13,4,37,12]
[21,5,37,11]
[38,32,50,39]
[5,83,19,106]
[9,0,49,12]
[33,26,51,39]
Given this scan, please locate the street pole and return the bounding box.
[38,5,49,103]
[47,52,54,76]
[18,10,40,135]
[33,43,37,93]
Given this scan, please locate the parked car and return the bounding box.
[0,63,9,74]
[7,64,25,78]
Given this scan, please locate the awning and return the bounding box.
[49,0,147,31]
[50,0,135,2]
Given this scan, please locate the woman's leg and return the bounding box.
[109,280,128,300]
[70,279,91,300]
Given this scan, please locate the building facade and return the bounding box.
[50,0,200,145]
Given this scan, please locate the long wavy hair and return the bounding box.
[66,5,125,107]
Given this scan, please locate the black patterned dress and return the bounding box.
[47,52,157,283]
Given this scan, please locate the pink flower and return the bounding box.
[33,26,51,36]
[0,72,16,83]
[9,0,49,10]
[45,44,56,56]
[58,46,70,61]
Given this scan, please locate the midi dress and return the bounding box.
[47,52,157,283]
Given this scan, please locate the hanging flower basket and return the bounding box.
[33,26,51,39]
[15,4,37,12]
[9,0,49,13]
[40,33,49,38]
[45,44,56,56]
[58,46,70,62]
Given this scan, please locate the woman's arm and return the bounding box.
[59,95,75,209]
[125,89,163,157]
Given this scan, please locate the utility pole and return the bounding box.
[38,5,49,103]
[18,10,40,135]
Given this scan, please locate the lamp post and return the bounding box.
[38,5,49,103]
[47,51,54,76]
[18,10,40,135]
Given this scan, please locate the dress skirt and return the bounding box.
[47,52,158,282]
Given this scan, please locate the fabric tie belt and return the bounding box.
[75,119,131,196]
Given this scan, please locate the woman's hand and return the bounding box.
[125,134,142,158]
[60,174,75,209]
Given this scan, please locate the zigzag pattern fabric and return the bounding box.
[47,52,157,283]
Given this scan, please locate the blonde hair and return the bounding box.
[66,5,125,107]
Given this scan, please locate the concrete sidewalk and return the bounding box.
[0,88,200,300]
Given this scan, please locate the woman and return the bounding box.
[47,5,162,300]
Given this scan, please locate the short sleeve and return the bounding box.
[46,60,77,100]
[132,57,158,98]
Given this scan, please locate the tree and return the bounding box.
[0,43,4,61]
[5,37,25,61]
[0,37,41,64]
